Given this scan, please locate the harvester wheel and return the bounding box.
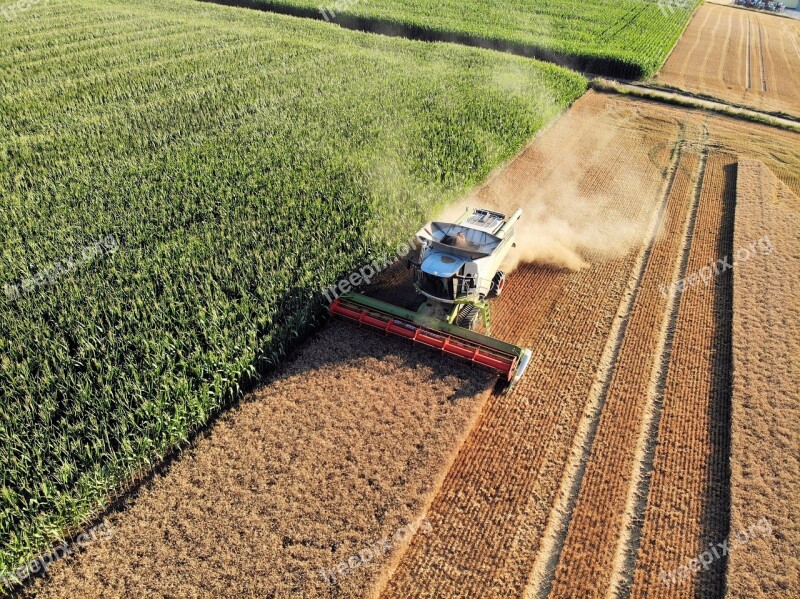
[455,304,480,330]
[404,293,427,312]
[489,271,506,298]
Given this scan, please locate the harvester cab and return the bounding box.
[409,207,520,333]
[329,207,532,389]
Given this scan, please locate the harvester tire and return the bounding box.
[404,293,427,312]
[489,271,506,298]
[455,304,480,330]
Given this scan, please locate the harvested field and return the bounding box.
[23,323,494,597]
[654,3,800,117]
[546,143,706,597]
[726,160,800,598]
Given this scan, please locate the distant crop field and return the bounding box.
[245,0,702,78]
[654,3,800,117]
[0,0,585,574]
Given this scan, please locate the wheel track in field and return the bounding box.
[758,19,767,93]
[545,125,709,598]
[630,152,735,598]
[609,126,709,598]
[523,126,687,599]
[746,16,752,90]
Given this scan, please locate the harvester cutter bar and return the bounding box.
[329,293,528,383]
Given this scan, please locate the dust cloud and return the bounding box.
[437,120,655,274]
[499,177,650,274]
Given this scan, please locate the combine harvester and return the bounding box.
[330,208,532,389]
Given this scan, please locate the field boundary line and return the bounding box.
[522,130,687,599]
[635,81,800,123]
[607,128,710,598]
[589,79,800,132]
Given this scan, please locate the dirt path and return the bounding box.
[592,80,800,132]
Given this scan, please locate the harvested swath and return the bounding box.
[629,153,736,598]
[547,146,704,597]
[726,160,799,598]
[23,322,493,597]
[0,0,585,572]
[242,0,701,78]
[654,3,800,117]
[382,91,682,597]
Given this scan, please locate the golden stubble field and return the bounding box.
[654,2,800,117]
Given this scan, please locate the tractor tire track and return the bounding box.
[746,16,752,91]
[546,127,707,598]
[523,128,687,599]
[758,20,767,93]
[609,128,710,598]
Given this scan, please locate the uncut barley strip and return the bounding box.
[629,154,735,598]
[524,132,686,599]
[548,148,702,598]
[726,160,800,598]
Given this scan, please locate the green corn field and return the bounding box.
[0,0,586,574]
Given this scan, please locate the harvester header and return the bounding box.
[329,207,532,389]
